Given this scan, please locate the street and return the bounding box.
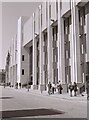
[0,86,87,119]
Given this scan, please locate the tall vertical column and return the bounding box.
[86,10,89,63]
[58,1,61,83]
[39,5,45,91]
[33,13,38,89]
[75,6,81,84]
[42,34,47,90]
[70,0,76,84]
[85,7,89,85]
[0,2,2,71]
[58,1,65,84]
[70,0,81,84]
[47,2,53,84]
[17,17,22,84]
[0,3,2,106]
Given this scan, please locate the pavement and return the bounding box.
[0,86,88,119]
[13,87,87,102]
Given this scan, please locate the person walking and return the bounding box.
[73,82,78,96]
[68,82,74,97]
[27,84,30,92]
[48,82,52,95]
[52,83,55,94]
[80,83,85,96]
[86,80,89,100]
[19,83,21,89]
[57,81,63,94]
[15,82,18,89]
[4,83,5,88]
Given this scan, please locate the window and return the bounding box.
[22,69,24,75]
[80,17,82,26]
[81,44,84,54]
[66,50,68,59]
[82,73,84,83]
[66,26,68,35]
[40,13,42,28]
[22,55,24,61]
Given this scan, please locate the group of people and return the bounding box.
[48,81,63,95]
[48,81,85,97]
[68,82,78,97]
[15,82,21,89]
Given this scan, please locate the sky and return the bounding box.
[1,2,41,69]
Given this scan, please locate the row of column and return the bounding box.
[32,1,87,91]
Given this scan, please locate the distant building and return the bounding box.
[5,51,10,84]
[7,0,89,92]
[0,69,6,83]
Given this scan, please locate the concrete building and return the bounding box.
[5,51,10,84]
[8,35,18,86]
[0,69,6,84]
[7,0,89,92]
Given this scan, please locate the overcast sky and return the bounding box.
[1,2,41,69]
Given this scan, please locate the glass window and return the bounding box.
[22,55,24,61]
[81,44,84,54]
[22,69,24,75]
[66,50,68,59]
[66,26,68,35]
[80,17,82,26]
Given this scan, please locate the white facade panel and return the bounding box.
[61,1,70,17]
[42,2,47,31]
[12,39,14,66]
[23,17,33,46]
[15,36,17,64]
[50,1,57,21]
[35,8,39,35]
[21,48,29,84]
[13,35,17,65]
[10,39,13,67]
[75,0,81,5]
[76,0,89,5]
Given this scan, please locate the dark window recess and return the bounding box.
[22,55,24,61]
[22,69,24,75]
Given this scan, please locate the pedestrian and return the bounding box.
[48,82,52,95]
[68,82,74,97]
[4,83,5,88]
[52,83,55,94]
[15,82,18,89]
[16,82,18,89]
[57,81,63,94]
[54,83,57,92]
[80,83,85,96]
[27,84,30,92]
[9,82,11,87]
[86,80,89,100]
[19,83,21,89]
[73,82,78,96]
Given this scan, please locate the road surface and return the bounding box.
[0,86,87,119]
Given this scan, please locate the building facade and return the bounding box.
[0,69,6,84]
[6,35,18,86]
[7,0,89,92]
